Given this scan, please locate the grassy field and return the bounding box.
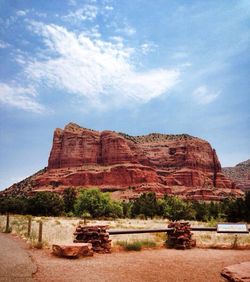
[0,215,249,250]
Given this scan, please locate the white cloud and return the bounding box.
[192,86,220,104]
[0,40,10,49]
[117,24,136,36]
[16,10,29,17]
[140,42,157,54]
[104,6,114,11]
[81,25,101,38]
[35,11,47,18]
[62,5,98,23]
[179,62,192,68]
[0,83,45,113]
[25,22,180,107]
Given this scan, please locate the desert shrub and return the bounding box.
[28,192,64,216]
[139,239,157,248]
[116,240,142,251]
[116,240,157,251]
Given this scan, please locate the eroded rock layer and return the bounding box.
[2,123,243,200]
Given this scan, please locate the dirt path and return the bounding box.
[30,247,250,282]
[0,233,37,282]
[1,233,249,282]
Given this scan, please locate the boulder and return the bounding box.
[221,261,250,282]
[52,243,93,258]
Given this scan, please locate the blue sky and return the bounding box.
[0,0,249,190]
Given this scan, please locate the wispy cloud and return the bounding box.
[116,24,136,36]
[140,42,158,54]
[0,40,10,49]
[0,83,45,113]
[16,10,29,17]
[192,85,220,105]
[62,5,98,23]
[23,22,180,108]
[104,6,114,11]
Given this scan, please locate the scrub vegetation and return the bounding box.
[0,189,250,222]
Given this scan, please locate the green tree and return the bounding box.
[0,196,28,214]
[208,201,222,220]
[121,201,133,218]
[131,192,159,218]
[28,192,64,216]
[109,201,123,218]
[63,187,77,213]
[192,201,209,221]
[74,188,123,218]
[162,195,195,221]
[224,197,246,222]
[245,191,250,222]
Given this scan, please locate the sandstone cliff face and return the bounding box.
[223,160,250,192]
[31,122,241,200]
[2,123,243,200]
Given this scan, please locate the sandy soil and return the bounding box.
[30,247,250,282]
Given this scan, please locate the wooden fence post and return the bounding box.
[37,221,43,247]
[5,213,10,233]
[27,217,32,237]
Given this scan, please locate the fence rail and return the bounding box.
[109,226,249,235]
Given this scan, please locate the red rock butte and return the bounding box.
[3,123,243,200]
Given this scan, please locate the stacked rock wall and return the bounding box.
[74,225,111,253]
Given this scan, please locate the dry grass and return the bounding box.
[115,240,157,251]
[0,215,249,249]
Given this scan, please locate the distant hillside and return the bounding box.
[1,168,47,197]
[223,160,250,192]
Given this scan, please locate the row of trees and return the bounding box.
[0,188,250,222]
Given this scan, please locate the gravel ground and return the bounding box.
[0,233,37,282]
[30,247,250,282]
